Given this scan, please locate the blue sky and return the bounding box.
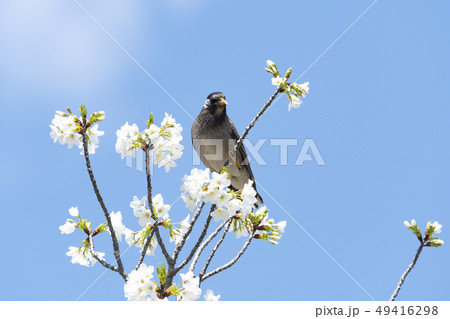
[1,0,449,301]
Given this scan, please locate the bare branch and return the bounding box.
[87,232,126,279]
[390,242,425,301]
[173,205,215,274]
[172,201,206,263]
[81,130,126,280]
[234,88,281,153]
[135,227,155,271]
[201,231,255,282]
[144,147,173,266]
[189,216,234,273]
[199,219,232,279]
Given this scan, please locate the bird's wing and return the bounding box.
[227,118,256,181]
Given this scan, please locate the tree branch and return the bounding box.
[88,232,126,279]
[199,219,232,279]
[189,216,234,273]
[172,201,206,263]
[135,227,155,271]
[172,205,215,274]
[200,230,255,282]
[234,88,281,152]
[389,242,425,301]
[81,130,126,280]
[144,147,173,267]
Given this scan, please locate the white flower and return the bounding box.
[288,94,302,111]
[227,198,241,213]
[142,280,158,301]
[230,220,249,239]
[144,124,160,143]
[181,194,199,212]
[59,221,76,234]
[427,221,442,234]
[214,190,233,208]
[180,216,191,232]
[135,208,155,228]
[130,196,156,227]
[204,289,221,301]
[274,220,287,233]
[130,195,147,212]
[404,219,417,229]
[124,228,135,246]
[124,226,158,256]
[429,239,444,247]
[68,206,80,217]
[233,225,249,239]
[180,285,202,301]
[124,264,157,301]
[65,131,81,149]
[202,184,221,204]
[115,122,140,159]
[66,246,104,267]
[49,113,82,150]
[179,214,191,236]
[181,168,211,211]
[179,271,201,301]
[266,60,276,68]
[110,211,125,241]
[271,76,283,87]
[152,193,171,219]
[240,180,258,214]
[81,123,104,155]
[210,172,231,190]
[297,81,309,95]
[50,111,104,155]
[180,271,196,286]
[86,123,104,145]
[211,206,233,222]
[152,113,184,172]
[116,114,183,172]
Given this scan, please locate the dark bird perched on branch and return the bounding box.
[191,92,263,205]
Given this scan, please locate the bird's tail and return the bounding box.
[255,192,264,207]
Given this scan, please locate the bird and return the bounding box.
[191,92,263,205]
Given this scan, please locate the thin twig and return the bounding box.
[390,242,425,301]
[135,227,155,271]
[144,147,173,266]
[201,231,254,282]
[165,202,208,288]
[189,216,234,273]
[173,205,215,274]
[81,131,126,280]
[172,201,206,262]
[199,219,232,280]
[87,232,123,276]
[234,88,281,152]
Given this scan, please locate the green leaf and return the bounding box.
[80,103,87,117]
[157,263,167,286]
[94,222,108,234]
[146,113,155,128]
[220,165,231,179]
[283,68,292,82]
[166,284,181,297]
[56,111,69,117]
[89,111,106,125]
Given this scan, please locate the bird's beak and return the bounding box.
[219,97,228,105]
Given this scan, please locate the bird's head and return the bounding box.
[204,92,228,117]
